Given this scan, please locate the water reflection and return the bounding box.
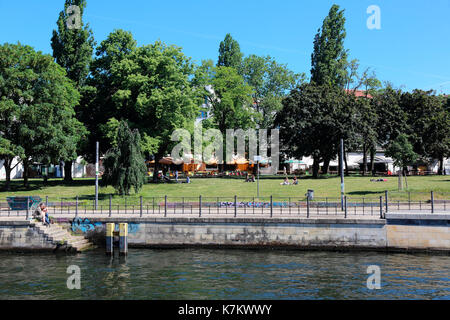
[0,249,448,300]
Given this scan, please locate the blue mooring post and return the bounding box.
[119,223,128,256]
[106,223,114,255]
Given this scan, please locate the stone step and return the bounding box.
[72,243,94,252]
[69,239,90,247]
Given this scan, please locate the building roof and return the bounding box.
[345,89,373,99]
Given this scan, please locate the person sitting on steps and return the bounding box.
[39,203,50,227]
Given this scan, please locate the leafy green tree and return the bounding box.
[51,0,94,180]
[0,43,82,188]
[385,134,418,190]
[400,90,450,174]
[87,33,200,179]
[311,4,348,87]
[372,85,407,147]
[217,34,243,70]
[82,30,137,160]
[101,121,147,195]
[241,54,305,128]
[208,66,257,133]
[275,83,354,178]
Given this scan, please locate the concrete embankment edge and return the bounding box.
[1,215,448,253]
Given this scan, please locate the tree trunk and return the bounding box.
[398,168,403,191]
[322,157,330,175]
[370,147,375,176]
[438,157,444,175]
[64,160,73,182]
[312,157,320,179]
[3,159,12,191]
[362,143,367,176]
[153,157,161,182]
[23,159,30,189]
[403,167,408,189]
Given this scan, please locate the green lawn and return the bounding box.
[1,176,449,203]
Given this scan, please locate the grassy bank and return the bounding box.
[1,176,449,203]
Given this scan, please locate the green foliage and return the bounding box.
[0,43,83,187]
[101,121,147,195]
[241,55,306,127]
[400,90,450,162]
[51,0,95,88]
[87,32,199,163]
[311,4,348,87]
[208,66,257,132]
[372,86,406,147]
[385,134,418,168]
[275,83,353,177]
[217,34,243,69]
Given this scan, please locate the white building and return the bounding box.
[0,156,87,180]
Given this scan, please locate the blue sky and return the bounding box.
[1,0,449,93]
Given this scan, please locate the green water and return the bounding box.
[0,249,448,299]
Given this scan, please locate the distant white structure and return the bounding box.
[0,156,87,180]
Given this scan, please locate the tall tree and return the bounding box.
[400,90,450,174]
[207,66,257,133]
[51,0,94,181]
[0,43,82,188]
[241,54,305,128]
[311,4,348,88]
[275,83,354,178]
[82,29,137,161]
[101,121,147,195]
[88,34,200,180]
[217,34,243,70]
[385,134,418,190]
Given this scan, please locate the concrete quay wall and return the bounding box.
[0,214,448,253]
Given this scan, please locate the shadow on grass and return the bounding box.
[347,191,384,196]
[0,178,96,193]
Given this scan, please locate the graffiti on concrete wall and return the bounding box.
[71,218,140,234]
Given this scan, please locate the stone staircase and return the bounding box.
[31,221,94,252]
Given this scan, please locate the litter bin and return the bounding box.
[306,190,314,200]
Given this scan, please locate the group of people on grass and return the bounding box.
[280,176,299,185]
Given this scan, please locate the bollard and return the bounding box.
[344,196,347,218]
[75,196,79,218]
[26,196,30,220]
[164,195,167,217]
[140,196,143,217]
[385,190,389,213]
[306,196,310,218]
[199,195,202,217]
[106,223,115,255]
[119,223,128,256]
[379,196,383,219]
[234,195,237,217]
[431,191,434,214]
[270,195,273,218]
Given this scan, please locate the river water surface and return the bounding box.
[0,249,448,300]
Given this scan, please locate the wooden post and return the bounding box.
[106,223,115,255]
[119,223,128,256]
